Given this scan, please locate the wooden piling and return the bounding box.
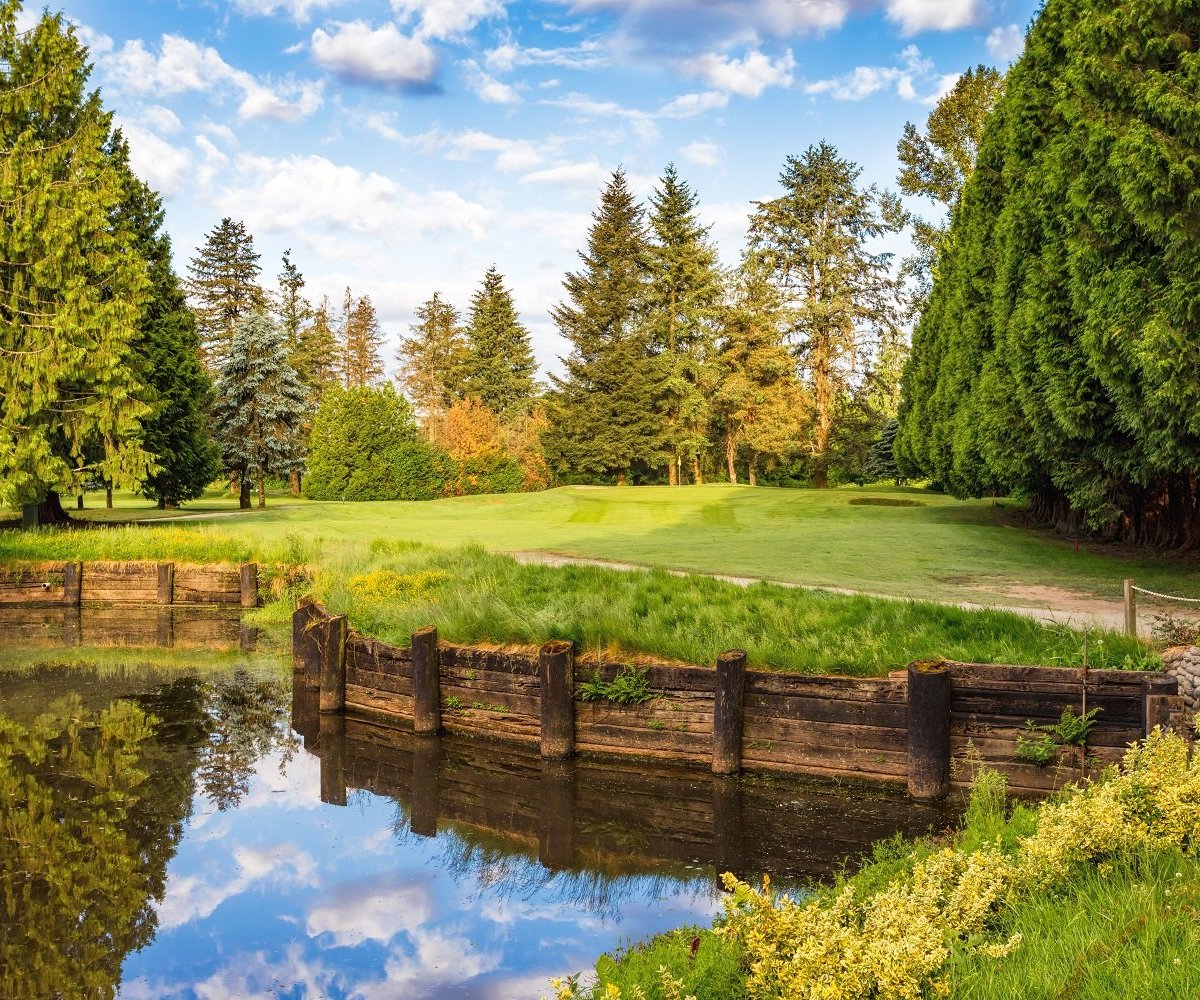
[412,626,442,736]
[292,598,324,683]
[318,714,347,807]
[318,615,347,714]
[410,736,441,837]
[538,760,577,869]
[240,563,259,608]
[711,776,745,880]
[907,661,951,799]
[1145,675,1180,735]
[1124,579,1137,637]
[155,607,175,648]
[157,563,174,606]
[63,562,82,607]
[713,649,747,775]
[539,639,576,759]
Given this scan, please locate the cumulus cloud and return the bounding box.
[683,48,795,97]
[520,159,611,189]
[484,38,609,73]
[306,875,433,946]
[884,0,984,35]
[658,90,728,117]
[804,44,945,102]
[391,0,507,40]
[138,104,184,134]
[986,23,1025,62]
[119,123,192,195]
[233,0,347,21]
[354,928,502,999]
[679,138,721,168]
[461,59,522,104]
[311,21,438,88]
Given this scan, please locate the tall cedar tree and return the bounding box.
[897,66,1005,305]
[109,133,219,508]
[340,292,385,388]
[749,143,903,488]
[0,5,150,519]
[398,292,467,417]
[211,312,307,509]
[185,218,267,371]
[645,165,723,485]
[714,259,809,485]
[897,0,1200,548]
[460,266,538,416]
[546,169,661,485]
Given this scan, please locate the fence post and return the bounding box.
[412,626,442,736]
[1123,579,1137,637]
[713,649,747,775]
[156,563,174,605]
[318,615,347,714]
[907,661,951,799]
[240,563,259,608]
[64,562,82,607]
[539,640,576,759]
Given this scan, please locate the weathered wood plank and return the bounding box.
[744,693,907,727]
[743,715,906,752]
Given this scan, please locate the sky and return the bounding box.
[17,0,1039,375]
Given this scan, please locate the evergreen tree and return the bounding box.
[545,168,660,485]
[108,133,219,509]
[0,5,151,520]
[184,218,266,371]
[341,293,385,389]
[398,292,467,417]
[211,312,307,509]
[864,418,902,485]
[748,143,903,487]
[304,384,448,501]
[645,164,724,485]
[460,266,538,416]
[291,295,340,397]
[275,250,310,350]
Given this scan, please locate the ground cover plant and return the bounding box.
[0,516,1154,675]
[552,729,1200,999]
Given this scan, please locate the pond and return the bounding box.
[0,609,957,999]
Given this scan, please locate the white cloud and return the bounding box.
[139,104,184,134]
[885,0,984,35]
[658,90,728,117]
[986,23,1025,62]
[520,160,610,189]
[353,929,502,999]
[683,49,794,97]
[680,138,720,168]
[441,130,544,171]
[306,876,432,946]
[390,0,507,40]
[565,0,852,42]
[484,38,608,73]
[311,21,438,88]
[804,44,945,102]
[120,123,193,195]
[239,78,324,122]
[461,59,522,104]
[234,0,347,20]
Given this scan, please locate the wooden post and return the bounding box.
[1144,675,1180,736]
[318,615,347,714]
[907,662,951,799]
[1124,579,1137,637]
[63,562,82,607]
[318,714,347,807]
[155,607,175,648]
[539,639,575,759]
[711,777,745,881]
[62,607,82,647]
[412,626,441,736]
[157,563,174,606]
[240,563,259,608]
[410,735,441,837]
[292,598,324,683]
[538,760,577,869]
[713,649,747,775]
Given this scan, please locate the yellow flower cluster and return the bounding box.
[345,569,450,604]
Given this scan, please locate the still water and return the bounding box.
[0,610,955,999]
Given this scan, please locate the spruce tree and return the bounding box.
[292,296,340,397]
[645,164,723,485]
[545,168,660,485]
[275,250,310,350]
[108,132,219,509]
[185,218,266,371]
[0,5,150,519]
[748,143,903,488]
[398,292,467,416]
[211,312,307,509]
[341,293,385,388]
[460,266,538,416]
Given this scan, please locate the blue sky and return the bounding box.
[20,0,1039,374]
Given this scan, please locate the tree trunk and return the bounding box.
[105,482,113,509]
[290,470,302,497]
[616,470,629,487]
[813,461,828,489]
[239,471,252,510]
[37,491,72,525]
[257,468,266,508]
[76,494,84,510]
[726,432,737,484]
[691,457,703,485]
[668,459,678,487]
[748,455,758,487]
[158,497,166,510]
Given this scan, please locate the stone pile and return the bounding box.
[1162,646,1200,713]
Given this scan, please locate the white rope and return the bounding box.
[1131,585,1200,604]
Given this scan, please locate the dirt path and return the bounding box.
[511,550,1132,633]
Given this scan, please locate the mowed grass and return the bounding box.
[0,528,1151,675]
[29,483,1200,606]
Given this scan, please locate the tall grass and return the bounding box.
[1,530,1152,675]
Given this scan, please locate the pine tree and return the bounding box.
[108,132,219,509]
[275,250,310,350]
[0,5,150,520]
[749,143,903,488]
[211,312,308,509]
[341,293,385,389]
[292,296,340,397]
[398,292,467,417]
[460,266,538,416]
[184,218,266,371]
[645,164,723,485]
[545,168,660,485]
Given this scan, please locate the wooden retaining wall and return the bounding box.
[0,605,257,652]
[295,600,1189,797]
[0,561,259,608]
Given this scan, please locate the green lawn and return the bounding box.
[43,483,1200,606]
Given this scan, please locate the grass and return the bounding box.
[0,523,1156,675]
[19,482,1199,606]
